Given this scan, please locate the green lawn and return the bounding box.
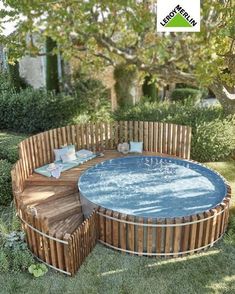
[0,160,235,294]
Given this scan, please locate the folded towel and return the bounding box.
[76,149,93,158]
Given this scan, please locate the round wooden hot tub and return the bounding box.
[79,156,231,257]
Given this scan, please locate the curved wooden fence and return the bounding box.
[10,121,231,276]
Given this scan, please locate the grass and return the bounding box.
[0,160,234,293]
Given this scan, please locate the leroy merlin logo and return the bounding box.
[157,0,200,32]
[160,5,197,28]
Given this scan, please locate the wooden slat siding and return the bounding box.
[104,122,109,149]
[19,142,27,180]
[139,121,144,144]
[158,123,163,154]
[24,139,32,175]
[96,123,101,151]
[105,210,112,245]
[98,208,106,242]
[36,134,43,167]
[53,128,58,150]
[24,211,33,252]
[162,123,168,154]
[71,125,76,147]
[112,212,119,248]
[153,122,158,153]
[195,213,204,250]
[48,226,59,269]
[120,214,127,254]
[156,219,163,253]
[167,124,173,155]
[215,206,223,240]
[137,217,144,256]
[28,212,38,256]
[80,124,85,149]
[63,234,72,274]
[65,125,71,146]
[128,121,133,142]
[185,126,191,159]
[48,130,55,162]
[56,127,62,148]
[119,121,124,143]
[128,215,135,255]
[202,211,211,248]
[147,218,153,255]
[189,215,197,255]
[181,216,190,256]
[220,203,227,235]
[41,218,51,265]
[143,121,148,151]
[75,125,81,150]
[44,131,51,164]
[114,121,119,147]
[61,127,66,146]
[224,198,231,231]
[183,125,188,159]
[40,133,47,165]
[34,215,45,261]
[148,122,154,152]
[134,121,139,141]
[172,124,177,156]
[99,123,104,151]
[165,219,172,256]
[173,218,181,257]
[209,209,217,245]
[176,125,182,157]
[109,122,114,149]
[180,125,185,158]
[29,136,36,170]
[90,123,95,151]
[84,124,90,149]
[55,228,66,271]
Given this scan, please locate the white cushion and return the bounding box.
[54,145,75,162]
[61,149,77,163]
[129,141,143,153]
[76,149,93,158]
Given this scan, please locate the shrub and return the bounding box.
[0,160,12,206]
[0,132,27,163]
[72,75,111,122]
[171,88,202,104]
[113,101,235,162]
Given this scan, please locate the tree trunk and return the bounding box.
[210,82,235,115]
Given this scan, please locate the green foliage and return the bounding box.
[8,62,21,91]
[114,64,137,108]
[224,215,235,246]
[0,250,9,273]
[191,117,235,162]
[171,88,202,104]
[0,160,12,206]
[28,264,48,278]
[0,132,27,163]
[46,37,59,92]
[72,74,111,122]
[0,88,80,133]
[142,75,159,102]
[113,101,235,162]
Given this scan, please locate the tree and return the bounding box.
[45,37,59,92]
[1,0,235,113]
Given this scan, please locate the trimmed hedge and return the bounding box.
[113,101,235,162]
[0,160,12,206]
[0,132,27,163]
[171,88,202,104]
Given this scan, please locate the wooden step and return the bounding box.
[18,185,77,207]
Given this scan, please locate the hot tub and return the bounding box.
[78,156,231,257]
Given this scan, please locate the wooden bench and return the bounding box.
[11,121,195,275]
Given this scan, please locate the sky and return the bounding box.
[0,1,17,36]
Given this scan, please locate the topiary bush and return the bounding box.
[0,160,12,206]
[171,88,202,104]
[0,132,27,163]
[113,101,235,162]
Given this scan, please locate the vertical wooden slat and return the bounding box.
[48,130,54,162]
[120,214,127,254]
[176,125,182,157]
[98,208,106,242]
[163,123,168,154]
[128,215,135,255]
[165,219,172,255]
[153,122,159,153]
[189,215,197,255]
[143,121,149,151]
[195,213,204,250]
[104,122,109,149]
[158,123,163,154]
[202,211,211,247]
[128,121,133,142]
[112,212,119,248]
[167,123,173,155]
[173,218,181,257]
[172,124,177,156]
[148,122,154,152]
[147,218,153,254]
[134,121,139,141]
[137,217,144,256]
[209,209,217,245]
[181,216,190,255]
[156,219,163,254]
[105,210,112,245]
